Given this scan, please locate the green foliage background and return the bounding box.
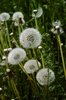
[0,0,66,100]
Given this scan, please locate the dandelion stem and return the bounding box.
[26,18,34,24]
[5,21,11,47]
[34,17,45,68]
[18,25,21,34]
[57,34,66,79]
[35,17,38,30]
[10,79,21,100]
[38,49,45,68]
[19,64,33,81]
[32,48,40,69]
[0,30,4,49]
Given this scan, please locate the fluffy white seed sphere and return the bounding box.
[32,7,43,18]
[8,48,26,65]
[12,12,24,21]
[24,59,41,74]
[12,12,25,26]
[52,20,61,29]
[0,12,10,21]
[19,28,42,48]
[36,7,43,18]
[36,68,55,86]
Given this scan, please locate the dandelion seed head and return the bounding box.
[51,27,64,34]
[36,68,55,86]
[36,7,43,18]
[0,12,10,21]
[19,28,42,48]
[52,20,61,29]
[12,12,25,25]
[50,28,57,34]
[32,7,43,18]
[12,12,24,20]
[8,48,26,65]
[59,27,64,34]
[24,59,41,74]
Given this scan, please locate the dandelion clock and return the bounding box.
[24,59,41,74]
[19,28,42,48]
[8,48,26,65]
[0,12,10,21]
[12,12,25,25]
[52,20,61,29]
[36,68,55,86]
[32,7,43,18]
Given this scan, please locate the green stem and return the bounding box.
[32,48,40,69]
[10,79,21,100]
[38,49,45,68]
[18,25,21,34]
[26,18,34,24]
[5,21,11,47]
[34,17,45,68]
[35,17,38,30]
[19,64,33,81]
[57,34,66,79]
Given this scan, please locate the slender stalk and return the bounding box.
[19,64,33,81]
[32,48,40,68]
[10,79,21,100]
[5,59,21,99]
[18,25,21,34]
[57,34,66,79]
[34,17,45,68]
[19,64,37,93]
[5,21,11,47]
[35,17,38,30]
[0,30,4,49]
[34,14,49,98]
[38,49,45,68]
[26,18,34,24]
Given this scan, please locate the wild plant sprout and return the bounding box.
[36,68,55,86]
[8,48,26,65]
[0,12,10,21]
[12,12,25,26]
[19,28,42,48]
[23,59,41,74]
